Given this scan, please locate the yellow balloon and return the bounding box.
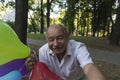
[0,20,30,65]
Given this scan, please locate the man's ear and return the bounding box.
[46,37,48,41]
[45,33,48,41]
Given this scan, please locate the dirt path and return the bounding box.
[88,48,120,65]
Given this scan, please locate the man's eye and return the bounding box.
[58,37,63,40]
[48,38,53,41]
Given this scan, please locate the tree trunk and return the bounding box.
[46,0,51,28]
[92,0,97,37]
[14,0,28,44]
[40,0,44,34]
[109,4,120,46]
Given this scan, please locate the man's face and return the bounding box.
[46,27,69,55]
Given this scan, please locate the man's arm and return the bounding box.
[83,63,106,80]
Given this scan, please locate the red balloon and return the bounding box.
[30,62,63,80]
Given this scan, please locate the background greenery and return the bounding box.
[1,0,120,45]
[1,0,120,80]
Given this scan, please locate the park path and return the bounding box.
[27,38,120,65]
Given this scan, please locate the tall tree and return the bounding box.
[109,3,120,46]
[14,0,28,44]
[46,0,53,28]
[40,0,44,34]
[63,0,80,34]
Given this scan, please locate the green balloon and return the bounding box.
[0,20,30,65]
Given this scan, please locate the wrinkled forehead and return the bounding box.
[47,24,67,34]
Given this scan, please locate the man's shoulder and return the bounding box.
[69,39,85,46]
[39,43,49,50]
[67,40,86,53]
[38,43,51,56]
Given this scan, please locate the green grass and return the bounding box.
[27,33,46,40]
[27,33,107,41]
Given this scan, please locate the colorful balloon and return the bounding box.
[0,20,30,80]
[0,20,30,65]
[0,70,22,80]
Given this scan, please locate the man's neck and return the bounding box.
[56,53,65,62]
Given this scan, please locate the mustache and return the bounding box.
[53,46,62,49]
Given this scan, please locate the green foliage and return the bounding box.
[27,0,117,37]
[1,0,118,39]
[5,21,14,28]
[7,1,15,8]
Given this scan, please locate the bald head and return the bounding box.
[46,24,68,37]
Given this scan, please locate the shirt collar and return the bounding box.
[66,41,72,56]
[49,49,54,56]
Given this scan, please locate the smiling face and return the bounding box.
[46,24,69,56]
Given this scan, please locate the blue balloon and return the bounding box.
[0,59,27,77]
[0,70,22,80]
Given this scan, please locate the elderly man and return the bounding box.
[29,24,106,80]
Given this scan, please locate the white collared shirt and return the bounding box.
[39,40,93,80]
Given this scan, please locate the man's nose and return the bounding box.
[53,39,58,46]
